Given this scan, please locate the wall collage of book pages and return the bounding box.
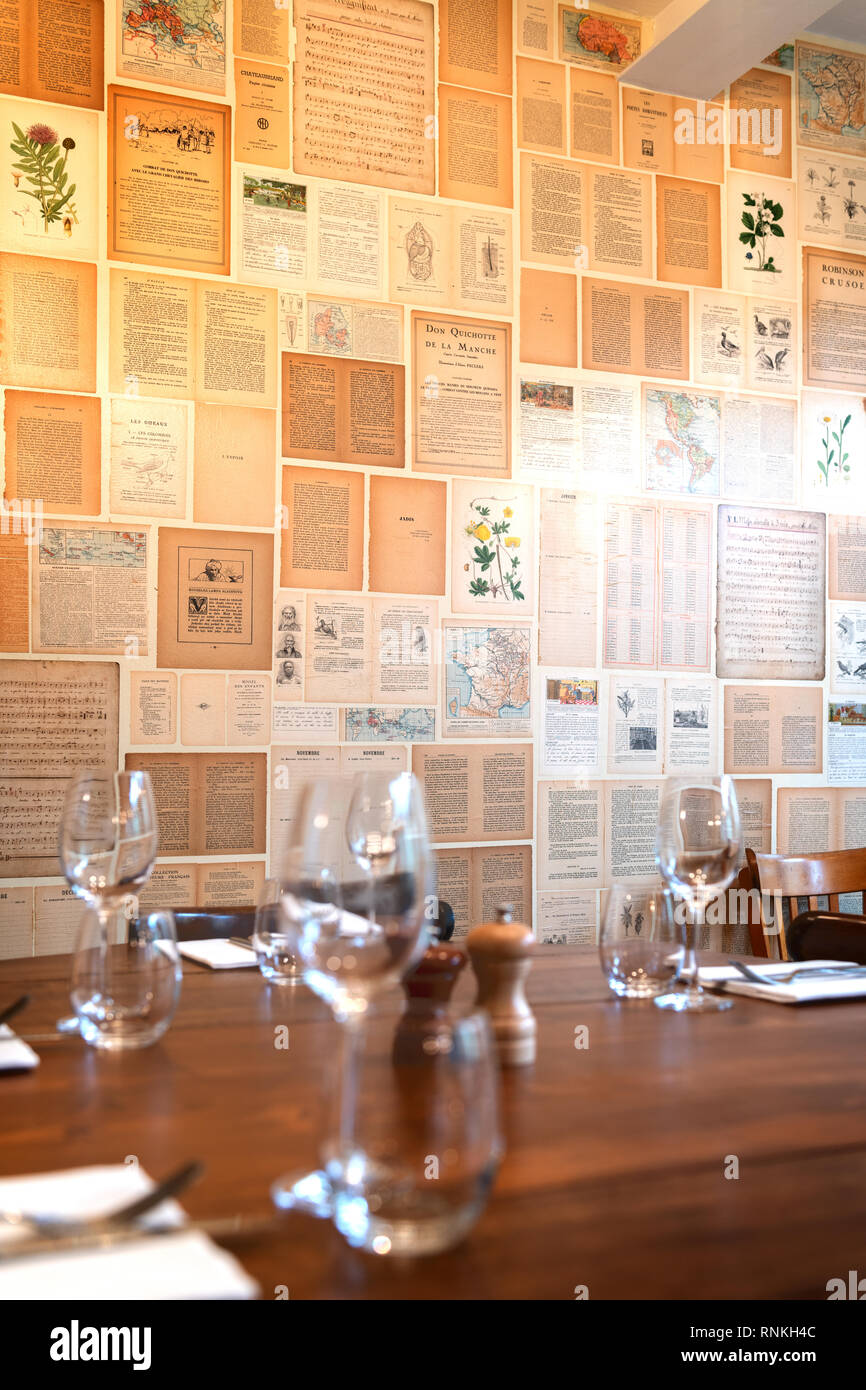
[1,1,866,954]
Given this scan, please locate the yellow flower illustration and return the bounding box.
[473,523,491,541]
[505,536,520,548]
[503,506,513,517]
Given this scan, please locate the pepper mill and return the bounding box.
[466,904,536,1067]
[392,940,467,1064]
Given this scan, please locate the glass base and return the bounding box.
[271,1168,334,1219]
[654,988,732,1013]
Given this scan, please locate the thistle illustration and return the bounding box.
[10,122,78,232]
[617,688,635,719]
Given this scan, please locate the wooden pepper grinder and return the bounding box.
[467,904,536,1067]
[392,940,467,1064]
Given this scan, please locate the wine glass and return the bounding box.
[59,770,162,1044]
[271,771,434,1230]
[653,777,741,1013]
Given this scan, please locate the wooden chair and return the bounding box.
[743,847,866,961]
[129,897,456,944]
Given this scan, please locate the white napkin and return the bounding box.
[0,1023,39,1072]
[699,959,866,1005]
[0,1165,259,1300]
[176,938,258,970]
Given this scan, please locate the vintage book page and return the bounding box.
[0,889,33,959]
[541,677,600,776]
[716,505,826,680]
[438,84,513,207]
[4,391,101,516]
[0,253,96,392]
[281,353,404,468]
[0,659,119,877]
[368,475,446,595]
[578,381,639,489]
[829,602,866,690]
[1,99,99,260]
[450,478,535,614]
[0,533,29,652]
[569,67,618,164]
[125,752,267,856]
[307,294,403,363]
[621,90,724,182]
[227,674,271,744]
[135,863,198,915]
[607,676,663,775]
[729,67,792,178]
[434,845,533,938]
[803,246,866,392]
[658,504,712,671]
[517,0,554,57]
[656,176,722,287]
[518,377,579,479]
[372,598,438,706]
[440,0,512,92]
[827,701,866,785]
[442,622,532,738]
[411,312,510,476]
[603,780,661,883]
[519,268,577,367]
[388,200,512,316]
[195,280,278,406]
[797,149,866,248]
[537,891,597,945]
[107,86,231,276]
[293,0,434,195]
[234,60,290,166]
[412,744,533,842]
[723,686,822,775]
[538,488,598,667]
[240,173,308,286]
[747,295,796,395]
[196,860,266,907]
[272,589,305,705]
[537,779,602,888]
[130,671,177,745]
[692,289,747,388]
[520,153,652,279]
[180,673,227,746]
[303,596,371,703]
[582,278,689,379]
[734,778,772,861]
[109,398,188,519]
[234,0,289,63]
[778,786,866,854]
[722,395,796,503]
[725,171,795,299]
[516,57,565,155]
[314,182,383,298]
[34,886,82,954]
[280,465,364,591]
[32,524,148,656]
[602,499,656,669]
[0,0,103,107]
[829,515,866,600]
[156,526,274,671]
[117,0,226,93]
[665,678,717,775]
[193,405,275,528]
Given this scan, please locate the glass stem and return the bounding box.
[336,1009,367,1182]
[685,900,704,998]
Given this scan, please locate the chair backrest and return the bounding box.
[129,906,256,943]
[787,910,866,964]
[744,848,866,959]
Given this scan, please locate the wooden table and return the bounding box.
[1,945,865,1300]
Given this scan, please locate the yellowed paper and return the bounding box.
[198,860,266,907]
[558,5,641,72]
[440,0,512,93]
[735,778,772,859]
[537,779,602,888]
[724,686,823,775]
[303,595,437,705]
[180,673,227,746]
[273,590,306,704]
[438,84,513,207]
[656,175,722,287]
[34,885,81,954]
[569,67,618,164]
[582,277,689,380]
[156,526,274,671]
[280,465,364,592]
[233,0,289,63]
[195,280,278,406]
[435,845,533,938]
[442,621,532,738]
[109,398,188,519]
[516,57,565,154]
[603,779,662,884]
[4,390,100,516]
[33,525,148,656]
[0,0,103,107]
[0,888,33,959]
[1,99,98,260]
[194,404,275,528]
[388,200,512,315]
[520,153,652,279]
[803,246,866,392]
[829,515,866,600]
[0,532,29,652]
[413,744,533,842]
[234,59,289,166]
[372,598,438,706]
[539,489,598,668]
[450,479,535,614]
[117,0,226,93]
[281,353,404,468]
[411,312,511,475]
[293,0,434,195]
[0,659,119,877]
[307,294,403,362]
[227,674,270,744]
[108,86,231,276]
[130,671,177,745]
[124,752,267,857]
[0,253,96,392]
[135,863,198,916]
[622,89,723,182]
[368,475,447,596]
[777,786,866,854]
[517,0,554,57]
[729,67,792,178]
[519,267,577,366]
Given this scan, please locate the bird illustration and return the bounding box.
[753,316,768,336]
[838,662,852,676]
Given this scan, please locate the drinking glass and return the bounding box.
[330,1011,502,1255]
[653,777,741,1013]
[600,883,681,998]
[252,876,312,986]
[271,771,435,1234]
[69,908,181,1050]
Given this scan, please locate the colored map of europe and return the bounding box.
[798,44,866,156]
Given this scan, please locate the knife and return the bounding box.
[0,1212,281,1263]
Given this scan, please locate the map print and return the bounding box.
[798,42,866,157]
[121,1,226,93]
[643,388,721,496]
[444,625,532,737]
[344,707,435,742]
[560,8,641,73]
[309,302,352,355]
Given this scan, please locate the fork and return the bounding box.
[728,959,866,987]
[0,1159,204,1238]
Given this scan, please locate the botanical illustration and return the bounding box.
[462,497,524,603]
[9,121,78,238]
[816,408,852,487]
[739,190,784,273]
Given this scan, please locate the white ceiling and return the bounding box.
[807,0,866,44]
